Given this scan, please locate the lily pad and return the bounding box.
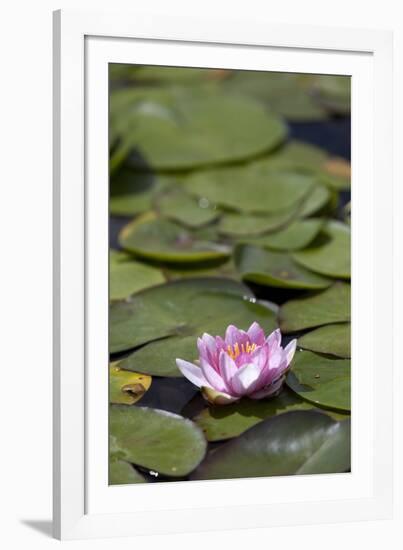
[190,410,350,480]
[110,405,207,477]
[292,221,351,279]
[109,458,147,485]
[110,87,287,170]
[218,210,295,237]
[314,75,351,114]
[298,323,351,358]
[286,350,350,412]
[109,277,276,353]
[262,140,328,171]
[223,72,328,121]
[109,364,152,405]
[234,244,331,289]
[184,166,316,214]
[155,188,219,228]
[244,218,324,251]
[278,282,351,333]
[297,184,332,217]
[110,254,165,300]
[110,168,170,217]
[194,388,314,441]
[119,212,230,263]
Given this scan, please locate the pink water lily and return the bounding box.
[176,323,297,405]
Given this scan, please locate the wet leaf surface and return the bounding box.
[109,277,275,353]
[109,364,152,405]
[298,323,351,358]
[110,405,207,477]
[119,212,230,263]
[292,221,351,279]
[110,87,287,170]
[278,282,350,333]
[234,244,332,289]
[286,350,350,412]
[191,411,350,479]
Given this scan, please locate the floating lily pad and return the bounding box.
[184,167,316,214]
[298,323,351,358]
[245,219,324,251]
[218,210,295,237]
[109,277,276,353]
[292,221,351,279]
[297,184,332,217]
[314,75,351,114]
[262,140,329,171]
[223,72,328,121]
[286,351,350,412]
[155,188,219,228]
[119,212,230,263]
[194,388,314,441]
[109,364,152,405]
[110,405,207,477]
[110,254,165,300]
[109,458,147,485]
[163,258,239,281]
[110,168,170,216]
[120,284,274,374]
[190,410,350,480]
[110,87,287,170]
[234,244,331,289]
[278,282,351,333]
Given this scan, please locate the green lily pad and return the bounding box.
[314,75,351,114]
[223,72,328,121]
[110,87,287,170]
[163,258,239,281]
[234,244,331,289]
[218,210,295,237]
[109,458,147,485]
[278,282,351,333]
[109,277,276,353]
[298,323,351,358]
[110,254,165,300]
[286,350,350,412]
[297,184,332,217]
[155,188,219,228]
[194,388,314,441]
[109,364,152,405]
[292,221,351,279]
[190,410,350,480]
[119,212,230,264]
[110,168,172,217]
[184,166,316,214]
[262,140,329,171]
[120,289,275,376]
[110,405,207,477]
[244,218,324,251]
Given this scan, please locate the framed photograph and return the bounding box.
[53,10,394,540]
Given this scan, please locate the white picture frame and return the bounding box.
[53,9,394,540]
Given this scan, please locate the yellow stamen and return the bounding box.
[226,341,257,359]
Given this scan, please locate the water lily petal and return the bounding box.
[284,339,297,366]
[201,386,240,405]
[248,376,285,400]
[231,362,262,394]
[247,322,266,346]
[200,357,228,393]
[266,328,282,354]
[225,324,248,347]
[175,359,211,388]
[219,350,238,394]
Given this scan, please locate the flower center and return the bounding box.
[226,341,256,360]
